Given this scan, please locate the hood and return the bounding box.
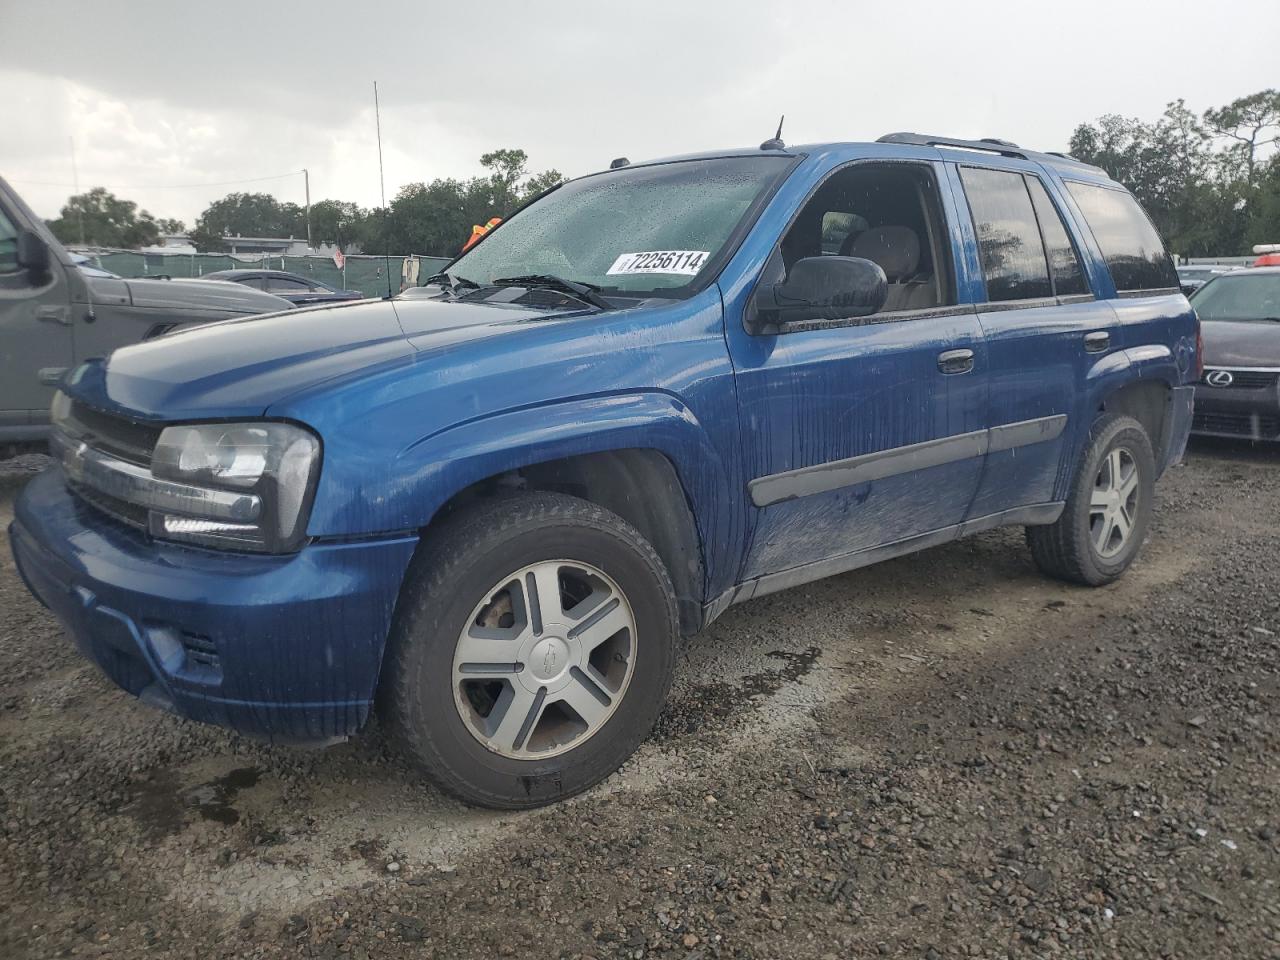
[77,275,294,314]
[129,277,294,313]
[1201,319,1280,368]
[61,295,585,421]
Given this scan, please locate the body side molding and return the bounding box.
[726,501,1064,608]
[747,414,1068,507]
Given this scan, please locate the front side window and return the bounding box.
[447,156,793,297]
[773,162,955,315]
[0,207,19,275]
[959,167,1052,302]
[1065,182,1178,292]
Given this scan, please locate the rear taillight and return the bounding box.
[1195,325,1205,380]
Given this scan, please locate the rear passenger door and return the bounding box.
[947,162,1120,516]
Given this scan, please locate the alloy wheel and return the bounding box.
[1089,447,1139,559]
[451,560,636,759]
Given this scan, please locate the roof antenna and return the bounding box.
[374,80,393,299]
[760,115,785,151]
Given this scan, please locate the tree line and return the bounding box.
[1068,89,1279,257]
[46,148,563,256]
[45,91,1279,259]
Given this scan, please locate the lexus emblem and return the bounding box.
[1205,369,1234,387]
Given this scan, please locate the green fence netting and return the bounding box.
[87,252,452,299]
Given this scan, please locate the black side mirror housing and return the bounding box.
[16,230,51,282]
[754,256,888,331]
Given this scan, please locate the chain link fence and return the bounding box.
[81,251,452,298]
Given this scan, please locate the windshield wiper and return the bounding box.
[491,274,612,310]
[423,272,481,297]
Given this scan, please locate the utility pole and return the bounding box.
[303,168,312,251]
[69,137,86,246]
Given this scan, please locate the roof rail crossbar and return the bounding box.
[876,132,1027,159]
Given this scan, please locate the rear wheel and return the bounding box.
[382,492,678,809]
[1027,413,1155,586]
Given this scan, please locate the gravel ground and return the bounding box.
[1,442,1277,960]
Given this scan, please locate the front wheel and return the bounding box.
[382,492,678,809]
[1027,413,1155,586]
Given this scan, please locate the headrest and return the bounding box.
[848,226,921,279]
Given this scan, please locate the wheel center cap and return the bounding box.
[528,636,571,682]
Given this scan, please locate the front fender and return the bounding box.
[306,391,737,590]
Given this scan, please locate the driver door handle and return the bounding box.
[36,305,71,326]
[937,348,975,375]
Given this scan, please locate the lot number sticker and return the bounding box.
[607,250,710,276]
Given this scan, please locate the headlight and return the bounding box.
[149,422,321,552]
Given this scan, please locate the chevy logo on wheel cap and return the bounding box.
[1205,370,1235,387]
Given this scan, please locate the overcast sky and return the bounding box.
[2,0,1276,227]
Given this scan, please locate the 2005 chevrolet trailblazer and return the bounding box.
[11,134,1199,808]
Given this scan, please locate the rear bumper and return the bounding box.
[1161,385,1196,472]
[10,468,418,741]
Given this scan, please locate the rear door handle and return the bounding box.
[937,348,975,374]
[1084,331,1111,353]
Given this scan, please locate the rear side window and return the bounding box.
[1064,182,1178,292]
[1025,178,1088,296]
[959,167,1052,302]
[266,276,310,293]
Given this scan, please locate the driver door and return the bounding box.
[0,206,73,437]
[725,159,988,587]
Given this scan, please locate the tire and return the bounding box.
[1027,413,1156,586]
[381,491,678,809]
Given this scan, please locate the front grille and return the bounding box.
[65,400,162,466]
[67,479,150,530]
[1193,411,1280,438]
[57,401,164,528]
[1202,369,1280,390]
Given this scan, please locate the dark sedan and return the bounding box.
[1191,266,1280,441]
[1177,264,1238,296]
[200,269,365,305]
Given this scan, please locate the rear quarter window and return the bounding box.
[1064,182,1178,293]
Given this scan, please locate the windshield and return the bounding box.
[444,155,793,297]
[1190,272,1280,321]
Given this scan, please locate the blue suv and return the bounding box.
[10,133,1198,808]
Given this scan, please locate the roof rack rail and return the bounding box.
[876,132,1026,159]
[1042,150,1107,174]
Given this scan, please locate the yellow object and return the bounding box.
[463,217,503,252]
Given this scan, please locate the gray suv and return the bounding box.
[0,176,293,446]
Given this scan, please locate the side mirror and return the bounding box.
[16,230,51,281]
[761,256,888,328]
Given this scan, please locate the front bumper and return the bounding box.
[10,468,418,741]
[1192,377,1280,441]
